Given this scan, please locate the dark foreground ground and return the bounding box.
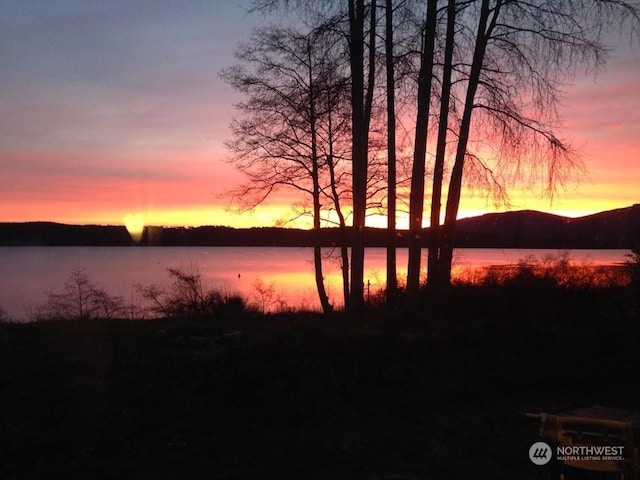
[1,293,639,480]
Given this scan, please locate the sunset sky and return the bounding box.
[1,1,639,229]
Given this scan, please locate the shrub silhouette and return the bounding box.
[456,251,629,290]
[446,251,636,326]
[138,265,246,319]
[32,267,125,321]
[627,245,640,286]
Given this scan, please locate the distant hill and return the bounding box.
[1,205,638,248]
[454,205,640,248]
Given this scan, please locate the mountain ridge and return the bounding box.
[1,205,639,248]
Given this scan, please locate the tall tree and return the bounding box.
[306,36,333,313]
[426,0,456,290]
[405,0,438,303]
[238,0,639,313]
[348,0,377,311]
[433,0,639,290]
[439,0,496,289]
[384,0,398,300]
[322,60,353,309]
[223,26,350,312]
[327,151,351,308]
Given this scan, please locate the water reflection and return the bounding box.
[0,247,630,320]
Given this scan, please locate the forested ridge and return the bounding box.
[2,205,638,248]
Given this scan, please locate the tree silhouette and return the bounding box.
[348,0,378,311]
[384,0,399,300]
[405,0,437,303]
[223,25,352,312]
[33,268,124,320]
[429,0,639,292]
[231,0,639,315]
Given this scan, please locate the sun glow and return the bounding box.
[123,214,145,243]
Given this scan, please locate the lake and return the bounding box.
[0,246,631,321]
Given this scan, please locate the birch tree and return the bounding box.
[222,26,351,312]
[348,0,378,311]
[405,0,438,302]
[430,0,639,292]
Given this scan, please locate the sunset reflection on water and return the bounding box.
[207,248,629,312]
[0,247,631,320]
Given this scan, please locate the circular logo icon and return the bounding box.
[529,441,552,465]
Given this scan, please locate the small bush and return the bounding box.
[248,278,291,313]
[626,245,640,287]
[218,293,247,313]
[137,265,246,319]
[32,267,125,321]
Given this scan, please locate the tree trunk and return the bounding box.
[427,0,456,290]
[348,0,366,311]
[385,0,398,302]
[313,236,332,313]
[327,153,350,309]
[326,81,350,308]
[439,0,500,287]
[349,0,375,312]
[406,0,437,303]
[308,40,332,313]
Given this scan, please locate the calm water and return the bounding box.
[0,246,630,321]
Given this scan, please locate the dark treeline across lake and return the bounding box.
[1,205,639,248]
